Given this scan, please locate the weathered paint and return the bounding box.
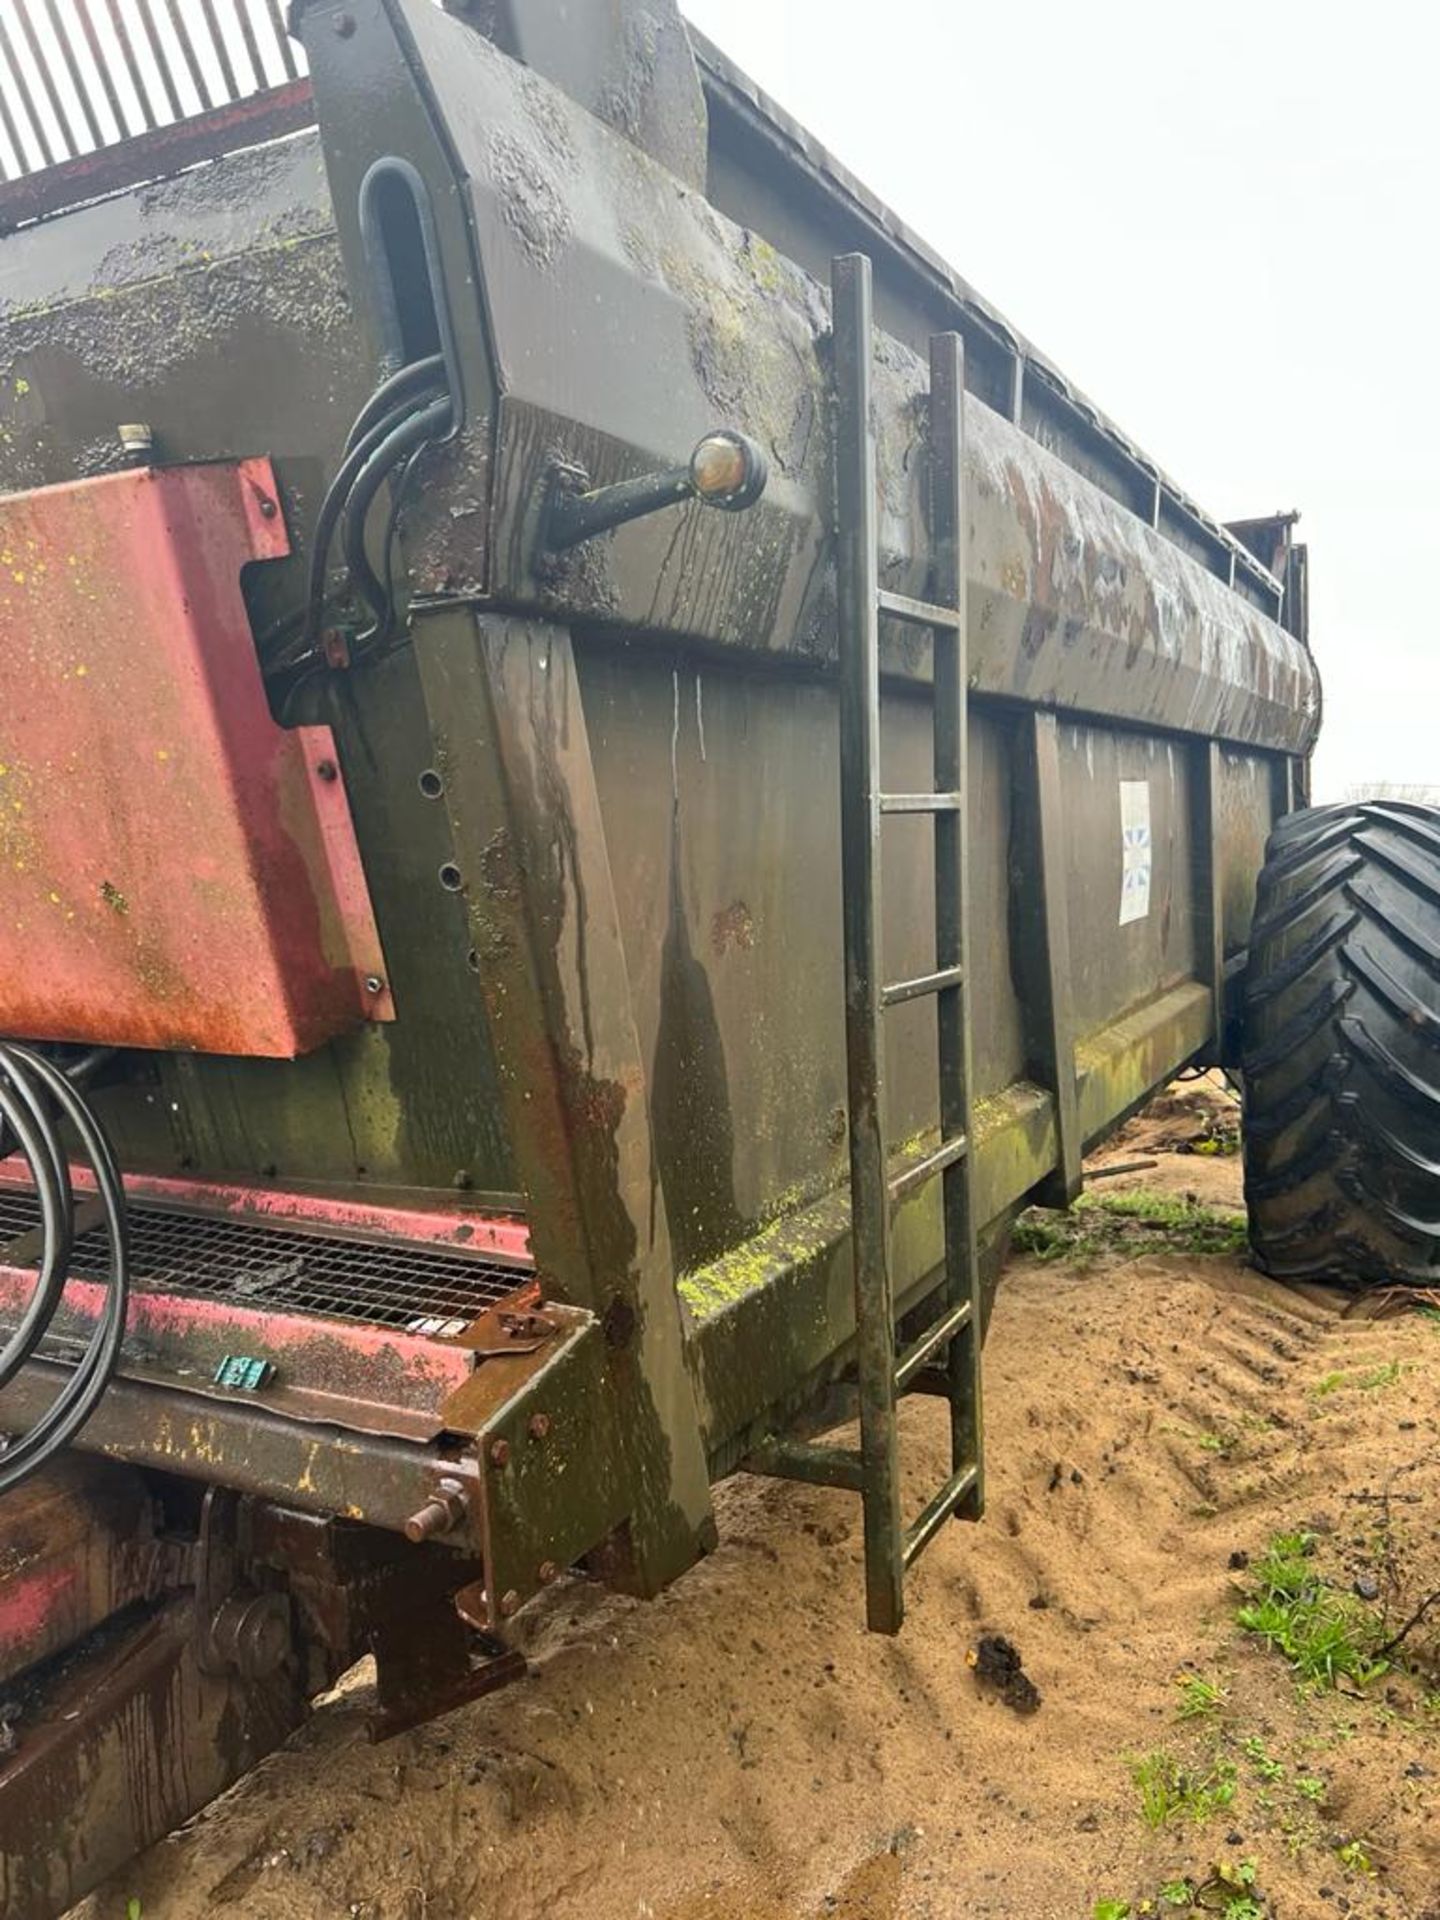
[0,1266,478,1437]
[0,0,1316,1824]
[0,460,391,1056]
[0,1163,532,1262]
[0,1457,156,1683]
[0,1595,308,1920]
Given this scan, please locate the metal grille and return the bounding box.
[0,1189,530,1331]
[0,0,305,180]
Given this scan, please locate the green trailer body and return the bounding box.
[0,5,1318,1913]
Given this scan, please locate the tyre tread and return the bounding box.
[1245,802,1440,1287]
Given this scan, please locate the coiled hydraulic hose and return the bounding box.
[0,1043,128,1496]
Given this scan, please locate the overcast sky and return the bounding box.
[681,0,1437,801]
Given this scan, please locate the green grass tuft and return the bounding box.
[1175,1673,1228,1719]
[1236,1532,1389,1689]
[1013,1188,1247,1266]
[1131,1749,1237,1828]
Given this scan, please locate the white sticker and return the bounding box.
[1119,780,1151,925]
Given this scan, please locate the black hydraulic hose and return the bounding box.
[340,393,452,638]
[365,439,432,655]
[0,1043,128,1496]
[343,353,446,456]
[0,1064,73,1390]
[300,384,446,653]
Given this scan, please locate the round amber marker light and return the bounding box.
[690,433,750,501]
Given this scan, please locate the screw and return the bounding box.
[537,1560,558,1585]
[333,10,355,34]
[499,1589,520,1618]
[257,495,278,519]
[364,974,385,995]
[527,1412,551,1442]
[316,758,338,782]
[488,1438,511,1467]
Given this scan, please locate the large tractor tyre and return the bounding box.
[1243,800,1440,1287]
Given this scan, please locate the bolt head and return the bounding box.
[527,1412,552,1442]
[499,1588,520,1618]
[364,974,385,995]
[316,758,338,782]
[537,1559,559,1585]
[334,10,356,34]
[488,1438,511,1468]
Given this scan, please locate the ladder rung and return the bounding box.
[888,1133,968,1202]
[903,1461,980,1568]
[881,964,963,1008]
[745,1437,865,1493]
[879,791,962,815]
[877,588,963,631]
[894,1299,973,1392]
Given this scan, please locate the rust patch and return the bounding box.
[710,900,756,955]
[0,461,389,1055]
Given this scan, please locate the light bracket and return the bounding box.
[540,429,767,555]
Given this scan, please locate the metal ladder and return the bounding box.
[753,252,985,1633]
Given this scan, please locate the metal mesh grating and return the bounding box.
[0,0,305,181]
[0,1188,530,1331]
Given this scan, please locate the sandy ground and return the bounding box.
[79,1080,1440,1920]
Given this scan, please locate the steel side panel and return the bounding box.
[0,1595,308,1920]
[0,460,390,1056]
[0,1457,154,1684]
[685,981,1213,1464]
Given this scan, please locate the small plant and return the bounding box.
[1093,1903,1131,1920]
[1311,1360,1404,1397]
[1010,1213,1077,1262]
[1242,1735,1285,1782]
[1356,1359,1403,1391]
[1221,1866,1259,1912]
[127,1903,143,1920]
[1236,1531,1389,1689]
[1175,1673,1227,1720]
[1131,1750,1237,1828]
[1336,1837,1374,1874]
[1296,1775,1326,1803]
[1159,1879,1194,1907]
[1191,1861,1265,1919]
